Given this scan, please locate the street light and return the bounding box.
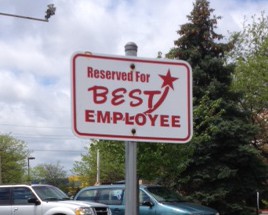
[0,4,56,22]
[45,4,56,20]
[27,157,35,183]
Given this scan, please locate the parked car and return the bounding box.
[74,184,219,215]
[0,184,111,215]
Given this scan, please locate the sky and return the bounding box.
[0,0,267,175]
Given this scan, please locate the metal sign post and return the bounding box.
[125,42,138,215]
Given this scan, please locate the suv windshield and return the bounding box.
[33,186,70,201]
[145,186,185,203]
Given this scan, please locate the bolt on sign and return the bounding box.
[71,52,192,143]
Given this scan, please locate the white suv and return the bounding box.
[0,184,111,215]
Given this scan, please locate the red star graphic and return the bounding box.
[159,69,178,90]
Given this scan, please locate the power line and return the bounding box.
[0,123,69,129]
[14,136,78,140]
[31,149,84,152]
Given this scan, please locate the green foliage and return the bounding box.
[0,134,30,184]
[167,1,233,104]
[31,162,67,190]
[72,140,190,187]
[229,11,268,61]
[71,2,268,215]
[229,12,268,153]
[166,1,268,214]
[234,54,268,112]
[178,95,266,214]
[72,140,125,185]
[138,142,191,186]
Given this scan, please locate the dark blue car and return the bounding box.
[74,184,219,215]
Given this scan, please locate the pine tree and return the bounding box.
[166,1,268,214]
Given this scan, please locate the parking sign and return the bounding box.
[71,52,192,143]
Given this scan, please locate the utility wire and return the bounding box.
[0,123,69,129]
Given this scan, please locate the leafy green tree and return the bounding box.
[72,140,125,185]
[0,134,30,183]
[31,162,67,189]
[228,12,268,155]
[137,142,191,186]
[72,139,190,187]
[229,12,268,60]
[166,1,268,214]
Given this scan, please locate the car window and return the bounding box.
[0,187,11,205]
[76,189,97,201]
[33,185,69,201]
[145,186,185,203]
[12,187,36,205]
[139,190,150,204]
[97,189,123,205]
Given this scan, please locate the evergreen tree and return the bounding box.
[166,1,268,214]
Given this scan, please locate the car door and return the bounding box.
[139,190,156,215]
[97,188,125,215]
[11,187,42,215]
[0,187,12,215]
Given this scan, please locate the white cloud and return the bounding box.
[0,0,267,175]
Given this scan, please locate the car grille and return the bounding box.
[194,212,216,215]
[192,213,217,215]
[94,207,110,215]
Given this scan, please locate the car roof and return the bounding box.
[79,184,161,190]
[0,184,31,188]
[30,184,54,187]
[0,184,55,188]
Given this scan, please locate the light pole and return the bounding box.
[0,152,2,185]
[27,157,35,183]
[96,149,100,185]
[0,148,4,184]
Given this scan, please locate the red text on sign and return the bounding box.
[88,86,162,109]
[85,110,181,128]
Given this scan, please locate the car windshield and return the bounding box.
[145,186,185,203]
[33,185,70,201]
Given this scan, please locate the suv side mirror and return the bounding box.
[142,200,154,208]
[28,198,41,205]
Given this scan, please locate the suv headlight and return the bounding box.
[75,207,94,215]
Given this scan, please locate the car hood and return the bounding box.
[58,200,108,207]
[160,201,217,214]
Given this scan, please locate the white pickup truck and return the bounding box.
[0,184,111,215]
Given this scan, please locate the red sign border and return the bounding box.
[71,53,192,143]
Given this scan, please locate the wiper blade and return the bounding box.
[61,197,70,200]
[43,197,59,201]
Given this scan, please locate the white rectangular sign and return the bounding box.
[71,52,192,143]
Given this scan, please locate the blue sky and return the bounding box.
[0,0,267,174]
